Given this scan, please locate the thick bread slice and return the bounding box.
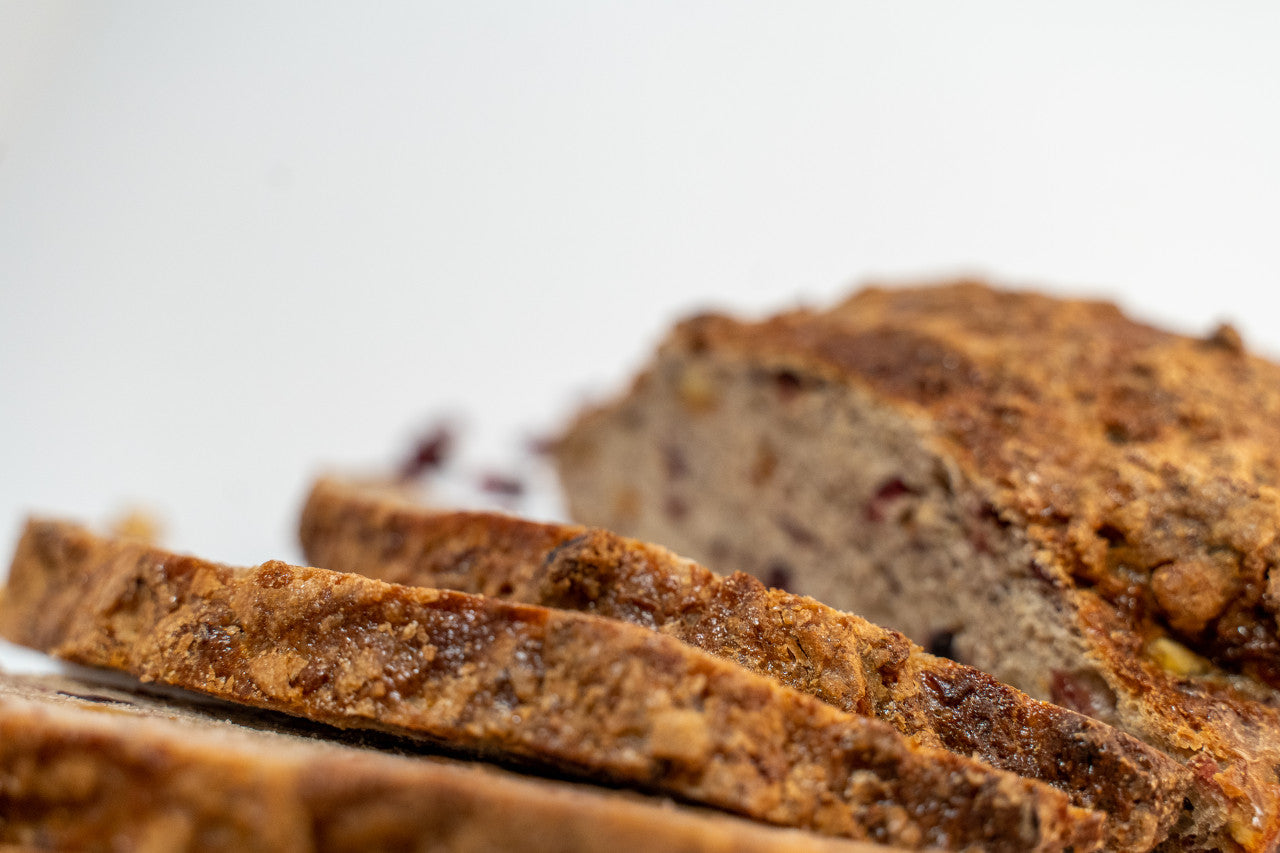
[299,477,1192,853]
[0,670,897,853]
[553,281,1280,852]
[0,519,1104,853]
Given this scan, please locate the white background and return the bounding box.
[2,1,1279,608]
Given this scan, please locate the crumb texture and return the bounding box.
[687,284,1280,689]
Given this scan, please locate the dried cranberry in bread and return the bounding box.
[0,670,893,853]
[554,281,1280,852]
[298,476,1191,853]
[0,519,1103,852]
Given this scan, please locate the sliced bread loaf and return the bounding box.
[0,518,1102,852]
[554,281,1280,852]
[298,476,1191,852]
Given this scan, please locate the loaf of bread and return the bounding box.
[0,518,1105,852]
[299,475,1191,852]
[555,281,1280,852]
[0,670,897,852]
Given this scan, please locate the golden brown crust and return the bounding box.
[298,478,586,598]
[584,281,1280,851]
[0,672,891,853]
[299,477,1191,853]
[0,519,1102,852]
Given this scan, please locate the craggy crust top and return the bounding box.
[668,282,1280,691]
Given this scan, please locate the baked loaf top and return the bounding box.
[663,282,1280,693]
[0,518,1102,853]
[299,477,1192,853]
[0,670,893,853]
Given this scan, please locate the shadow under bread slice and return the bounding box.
[298,477,1192,853]
[0,519,1102,853]
[0,670,898,853]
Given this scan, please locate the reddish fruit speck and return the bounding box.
[398,423,455,481]
[864,478,915,522]
[480,473,525,497]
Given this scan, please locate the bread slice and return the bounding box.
[0,519,1104,853]
[553,281,1280,852]
[0,670,896,853]
[299,476,1192,853]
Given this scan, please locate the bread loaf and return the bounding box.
[555,281,1280,852]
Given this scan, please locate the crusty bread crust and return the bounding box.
[0,671,895,853]
[0,519,1102,852]
[553,281,1280,852]
[299,477,1192,853]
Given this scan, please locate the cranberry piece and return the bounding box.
[480,473,525,497]
[864,478,915,522]
[398,423,456,480]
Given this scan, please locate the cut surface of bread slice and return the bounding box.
[0,519,1103,853]
[299,476,1191,853]
[554,281,1280,852]
[0,670,897,853]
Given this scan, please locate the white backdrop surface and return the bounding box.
[2,3,1280,670]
